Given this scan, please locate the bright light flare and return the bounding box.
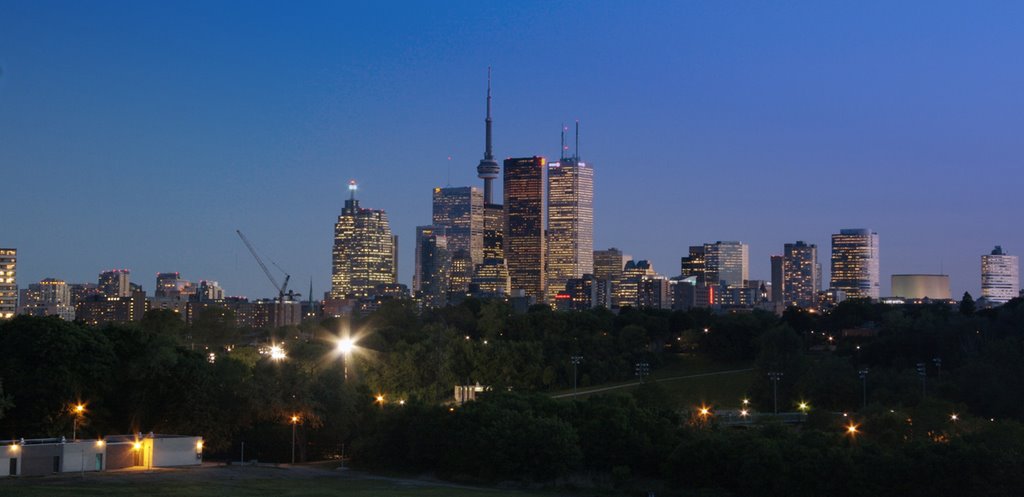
[73,403,86,414]
[740,409,749,417]
[846,423,859,435]
[950,413,959,421]
[133,442,142,450]
[798,402,810,412]
[291,415,299,423]
[270,345,287,361]
[337,338,355,355]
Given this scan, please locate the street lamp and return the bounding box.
[72,403,86,440]
[290,415,300,464]
[634,361,650,383]
[950,413,959,422]
[845,422,859,436]
[916,362,927,398]
[270,345,287,361]
[767,372,783,415]
[337,337,355,381]
[798,401,810,413]
[570,355,583,397]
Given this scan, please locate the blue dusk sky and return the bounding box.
[1,1,1022,299]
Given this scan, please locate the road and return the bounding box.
[550,368,755,398]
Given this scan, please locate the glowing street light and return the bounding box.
[798,401,810,413]
[336,337,356,381]
[950,413,959,422]
[846,423,859,436]
[290,415,300,464]
[270,345,287,361]
[72,403,86,440]
[739,409,750,418]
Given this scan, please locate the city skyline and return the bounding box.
[3,2,1024,299]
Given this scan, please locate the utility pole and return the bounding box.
[571,355,583,397]
[916,363,927,398]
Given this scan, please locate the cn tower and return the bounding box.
[476,67,500,204]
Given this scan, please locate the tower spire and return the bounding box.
[476,67,500,204]
[485,66,493,161]
[575,120,580,161]
[560,123,566,161]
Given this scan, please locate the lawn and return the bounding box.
[0,466,550,497]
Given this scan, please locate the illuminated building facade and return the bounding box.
[830,229,880,300]
[155,272,194,299]
[594,247,631,308]
[982,246,1019,304]
[891,274,951,300]
[18,278,74,320]
[783,241,820,308]
[414,225,450,308]
[618,259,656,308]
[331,181,397,299]
[680,246,707,285]
[704,241,749,288]
[0,248,15,319]
[545,154,594,303]
[99,269,131,298]
[75,290,148,326]
[504,156,546,302]
[432,186,484,267]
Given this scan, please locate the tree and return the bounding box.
[959,292,976,315]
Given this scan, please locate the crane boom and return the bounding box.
[236,230,283,295]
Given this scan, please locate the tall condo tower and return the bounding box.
[0,248,15,319]
[476,67,500,204]
[504,156,547,302]
[331,181,397,299]
[783,241,820,308]
[982,245,1019,304]
[830,229,880,300]
[545,123,594,303]
[432,186,484,266]
[704,241,749,288]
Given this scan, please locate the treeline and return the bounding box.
[354,390,1024,496]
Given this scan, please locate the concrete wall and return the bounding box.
[61,441,106,472]
[1,445,21,476]
[151,437,202,467]
[20,444,62,476]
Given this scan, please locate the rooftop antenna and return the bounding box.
[575,120,580,160]
[560,124,566,161]
[447,155,452,186]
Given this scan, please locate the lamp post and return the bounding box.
[290,415,299,464]
[635,361,650,383]
[337,338,355,381]
[858,368,869,409]
[72,404,85,441]
[767,372,783,415]
[570,355,583,397]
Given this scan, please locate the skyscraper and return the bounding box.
[99,269,131,298]
[414,226,450,308]
[155,272,193,299]
[982,245,1019,304]
[618,260,657,308]
[432,187,484,267]
[19,278,74,320]
[704,241,749,288]
[545,126,594,303]
[830,229,880,300]
[0,248,16,319]
[783,241,820,308]
[331,181,397,299]
[504,156,547,302]
[594,248,631,308]
[770,255,784,304]
[680,246,707,285]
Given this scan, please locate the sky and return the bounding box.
[2,0,1022,300]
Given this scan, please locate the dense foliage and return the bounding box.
[0,296,1022,495]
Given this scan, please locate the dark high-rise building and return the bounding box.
[618,259,656,308]
[704,241,749,288]
[331,181,397,299]
[830,229,880,300]
[432,187,484,266]
[545,125,594,303]
[504,156,546,302]
[414,226,450,308]
[680,246,707,285]
[783,241,820,308]
[770,255,784,304]
[155,272,194,299]
[594,248,631,308]
[99,269,131,298]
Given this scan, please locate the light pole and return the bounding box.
[290,415,299,464]
[634,361,650,383]
[767,372,783,415]
[337,338,355,381]
[932,357,942,378]
[72,404,85,441]
[571,355,583,397]
[858,368,869,409]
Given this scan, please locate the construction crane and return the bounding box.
[236,230,301,303]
